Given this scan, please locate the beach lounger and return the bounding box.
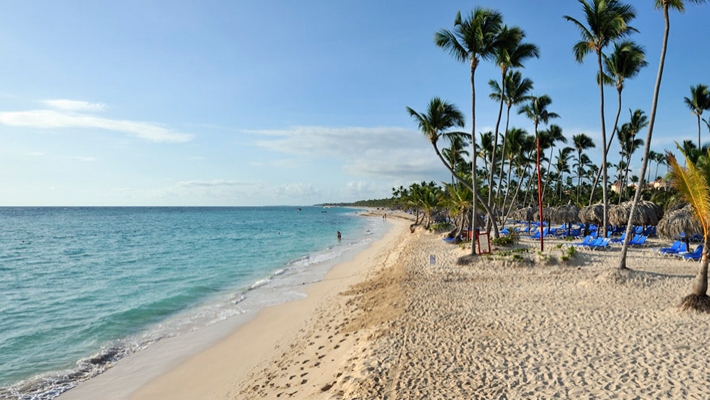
[682,245,704,261]
[581,237,604,249]
[657,241,684,256]
[568,235,593,247]
[588,238,611,250]
[610,232,627,244]
[629,235,647,246]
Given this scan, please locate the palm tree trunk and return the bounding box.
[617,4,671,270]
[488,71,506,226]
[698,114,702,149]
[589,89,624,205]
[470,60,479,255]
[496,105,513,209]
[536,124,544,252]
[597,51,609,239]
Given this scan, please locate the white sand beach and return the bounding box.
[63,215,710,399]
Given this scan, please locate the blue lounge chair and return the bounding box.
[582,237,604,249]
[658,241,684,256]
[569,235,593,247]
[682,245,704,261]
[629,235,647,246]
[589,238,611,250]
[610,232,627,244]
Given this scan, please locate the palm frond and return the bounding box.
[667,151,710,236]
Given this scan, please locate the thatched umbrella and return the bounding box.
[608,200,663,227]
[552,203,581,236]
[579,204,604,225]
[579,203,605,236]
[657,204,702,250]
[511,207,534,222]
[534,207,553,229]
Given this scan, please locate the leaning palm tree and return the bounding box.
[573,133,596,203]
[407,97,467,182]
[589,40,647,203]
[442,135,470,185]
[667,150,710,311]
[436,8,509,254]
[487,26,539,210]
[519,95,560,251]
[565,0,637,239]
[684,84,710,148]
[617,0,708,270]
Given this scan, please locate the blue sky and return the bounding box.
[0,1,708,206]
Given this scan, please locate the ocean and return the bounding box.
[0,206,383,400]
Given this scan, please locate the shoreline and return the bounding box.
[59,211,410,400]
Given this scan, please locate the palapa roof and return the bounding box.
[578,203,605,225]
[608,200,663,226]
[551,204,581,224]
[533,207,553,222]
[511,207,535,222]
[657,204,703,239]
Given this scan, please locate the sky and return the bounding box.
[0,1,708,206]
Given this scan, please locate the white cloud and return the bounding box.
[250,126,445,180]
[42,99,106,112]
[0,103,192,143]
[26,152,44,157]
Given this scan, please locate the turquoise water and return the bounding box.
[0,207,380,399]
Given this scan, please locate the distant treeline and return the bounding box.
[316,198,396,208]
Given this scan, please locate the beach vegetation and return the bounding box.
[667,148,710,312]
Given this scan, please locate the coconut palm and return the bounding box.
[539,124,567,204]
[442,182,473,243]
[492,71,535,203]
[500,127,533,219]
[554,147,575,200]
[407,98,466,178]
[519,95,560,251]
[654,151,666,182]
[617,111,646,201]
[684,84,710,148]
[617,0,707,271]
[487,27,540,210]
[442,135,470,185]
[565,0,637,239]
[573,133,596,203]
[436,8,510,253]
[589,40,647,203]
[667,149,710,311]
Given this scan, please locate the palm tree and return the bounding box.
[684,84,710,148]
[617,0,707,271]
[565,0,637,239]
[667,149,710,312]
[436,8,509,253]
[554,147,574,200]
[617,110,647,201]
[443,182,473,243]
[589,40,647,203]
[539,124,567,204]
[500,127,533,218]
[407,98,466,176]
[442,135,470,185]
[492,71,535,203]
[573,133,596,202]
[487,27,540,210]
[647,150,659,183]
[519,95,560,251]
[654,151,666,182]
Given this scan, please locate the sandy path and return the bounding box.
[239,228,710,399]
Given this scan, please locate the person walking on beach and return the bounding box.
[337,231,341,241]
